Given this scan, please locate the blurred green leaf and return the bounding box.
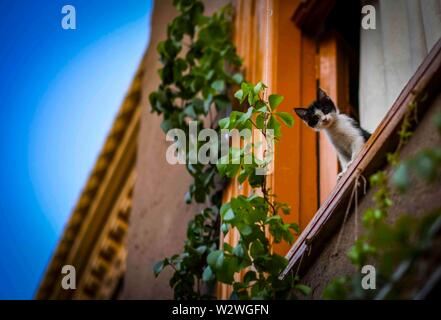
[295,284,312,296]
[211,79,225,92]
[232,73,243,84]
[269,94,284,110]
[234,89,244,102]
[275,112,294,127]
[392,163,410,192]
[202,266,214,281]
[153,260,167,277]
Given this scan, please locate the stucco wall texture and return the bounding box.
[301,93,441,299]
[123,0,229,300]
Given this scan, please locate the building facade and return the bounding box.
[37,0,441,299]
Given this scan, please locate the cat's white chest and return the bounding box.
[325,115,360,160]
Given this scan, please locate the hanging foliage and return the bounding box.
[151,0,309,299]
[324,99,441,299]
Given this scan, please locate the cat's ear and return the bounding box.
[318,88,329,100]
[294,108,308,120]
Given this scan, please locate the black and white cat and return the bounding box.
[294,88,371,180]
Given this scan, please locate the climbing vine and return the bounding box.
[149,0,242,205]
[151,0,242,299]
[324,96,441,299]
[205,82,310,299]
[151,0,306,300]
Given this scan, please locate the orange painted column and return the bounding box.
[272,0,318,255]
[318,32,352,204]
[218,0,320,298]
[217,0,271,299]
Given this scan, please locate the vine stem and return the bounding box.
[260,96,272,216]
[249,119,258,129]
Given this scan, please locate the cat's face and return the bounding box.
[294,88,337,130]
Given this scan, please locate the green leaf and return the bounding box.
[253,81,265,95]
[238,107,254,125]
[248,92,257,106]
[269,94,284,110]
[254,101,267,113]
[263,254,287,275]
[282,229,294,244]
[288,223,300,234]
[275,112,294,128]
[241,82,252,95]
[238,170,248,184]
[219,117,230,129]
[196,245,207,254]
[157,39,181,61]
[323,277,349,300]
[244,270,257,283]
[211,79,225,92]
[228,111,244,128]
[266,215,282,223]
[235,82,251,104]
[207,250,222,269]
[215,252,225,269]
[248,170,265,188]
[256,113,265,129]
[279,203,291,215]
[192,98,205,114]
[160,119,173,133]
[295,284,312,296]
[203,93,213,114]
[239,224,253,236]
[392,163,410,192]
[202,266,215,281]
[217,160,227,177]
[234,89,244,102]
[223,209,235,221]
[204,69,215,81]
[220,203,233,220]
[232,73,243,84]
[216,255,239,284]
[153,260,167,277]
[414,151,438,182]
[227,164,240,178]
[214,95,230,110]
[232,244,245,257]
[250,240,265,258]
[268,115,282,138]
[221,223,229,235]
[223,243,233,253]
[184,104,197,118]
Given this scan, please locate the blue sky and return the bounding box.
[0,0,152,299]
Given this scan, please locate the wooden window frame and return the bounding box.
[280,38,441,279]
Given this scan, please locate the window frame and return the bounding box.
[280,37,441,279]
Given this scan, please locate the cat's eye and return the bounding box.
[308,115,319,127]
[322,105,331,113]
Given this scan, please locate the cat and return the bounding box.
[294,88,371,180]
